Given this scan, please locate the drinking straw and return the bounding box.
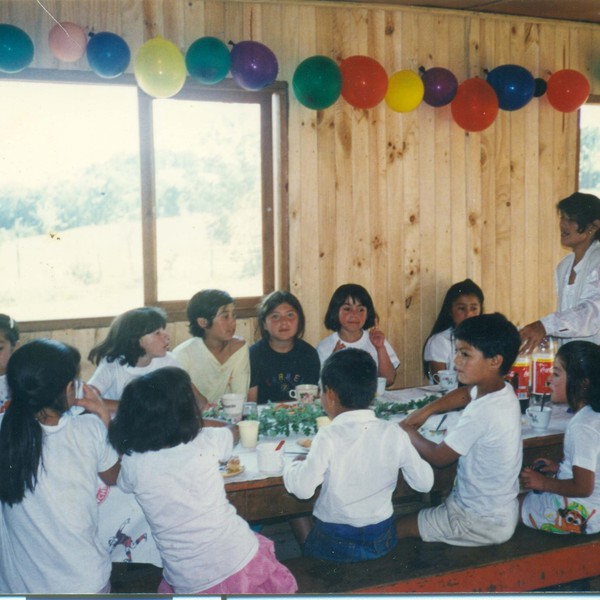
[275,439,285,451]
[540,394,547,411]
[435,414,448,432]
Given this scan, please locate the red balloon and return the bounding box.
[340,55,388,109]
[451,77,499,132]
[546,69,590,112]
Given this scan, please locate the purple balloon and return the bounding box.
[230,40,278,90]
[421,67,458,107]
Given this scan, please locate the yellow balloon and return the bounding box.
[134,36,186,98]
[385,70,424,113]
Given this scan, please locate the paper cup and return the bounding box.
[221,393,245,422]
[237,420,259,448]
[526,406,552,430]
[256,442,284,473]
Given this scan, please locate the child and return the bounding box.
[520,340,600,534]
[422,278,484,383]
[108,367,297,594]
[283,348,433,562]
[317,283,400,386]
[397,312,522,546]
[0,339,118,593]
[88,306,187,411]
[248,290,320,404]
[0,314,19,412]
[173,289,250,405]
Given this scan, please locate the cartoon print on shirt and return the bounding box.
[528,496,597,534]
[108,518,148,562]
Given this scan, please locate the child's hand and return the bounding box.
[333,340,346,353]
[293,454,307,462]
[369,319,386,349]
[76,383,110,427]
[530,457,559,474]
[520,464,551,492]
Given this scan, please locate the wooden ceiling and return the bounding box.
[333,0,600,25]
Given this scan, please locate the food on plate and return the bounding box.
[220,455,243,477]
[297,438,312,449]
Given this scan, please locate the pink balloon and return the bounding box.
[48,22,87,62]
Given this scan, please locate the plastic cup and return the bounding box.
[256,442,284,473]
[221,393,245,422]
[237,420,259,448]
[526,406,552,430]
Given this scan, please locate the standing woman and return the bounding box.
[520,192,600,352]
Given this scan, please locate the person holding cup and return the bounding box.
[519,341,600,535]
[248,291,320,404]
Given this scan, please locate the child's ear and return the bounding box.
[197,317,208,329]
[489,354,503,370]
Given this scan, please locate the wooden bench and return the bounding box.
[284,524,600,593]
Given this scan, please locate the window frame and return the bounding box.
[0,69,289,332]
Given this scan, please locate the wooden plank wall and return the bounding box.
[3,0,600,385]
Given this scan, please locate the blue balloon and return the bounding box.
[86,32,130,78]
[486,64,535,111]
[0,24,33,73]
[230,41,278,91]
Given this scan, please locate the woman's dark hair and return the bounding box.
[0,314,19,346]
[556,341,600,413]
[321,348,377,409]
[187,289,234,338]
[0,339,79,506]
[258,290,306,340]
[557,192,600,242]
[454,313,520,376]
[422,279,485,377]
[88,307,167,367]
[109,367,202,455]
[323,284,377,332]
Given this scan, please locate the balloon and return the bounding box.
[185,36,230,84]
[451,77,499,132]
[546,69,590,112]
[230,41,278,90]
[421,67,458,107]
[486,64,535,111]
[86,32,130,78]
[534,78,547,98]
[385,70,424,113]
[340,55,388,109]
[0,24,33,73]
[48,22,87,62]
[134,36,186,98]
[292,55,342,110]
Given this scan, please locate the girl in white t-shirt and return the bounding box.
[0,314,20,413]
[520,340,600,534]
[317,283,400,386]
[108,367,297,594]
[0,339,119,593]
[422,279,484,384]
[88,306,205,411]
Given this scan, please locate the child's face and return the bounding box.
[454,340,498,386]
[549,357,567,404]
[205,303,237,342]
[338,297,367,333]
[450,294,482,327]
[264,302,299,343]
[0,332,16,376]
[139,327,170,359]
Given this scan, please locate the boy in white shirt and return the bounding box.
[283,348,434,562]
[397,312,522,546]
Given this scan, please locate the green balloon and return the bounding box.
[293,55,342,110]
[0,24,33,73]
[185,36,230,85]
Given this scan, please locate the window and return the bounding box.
[579,98,600,197]
[0,70,288,328]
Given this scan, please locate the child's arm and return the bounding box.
[427,360,448,381]
[75,383,112,427]
[191,384,211,411]
[520,465,595,497]
[402,386,471,429]
[400,422,461,468]
[247,386,258,403]
[99,460,121,486]
[283,438,328,499]
[369,320,397,385]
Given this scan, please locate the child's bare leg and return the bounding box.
[396,512,421,539]
[289,515,312,546]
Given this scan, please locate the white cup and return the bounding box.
[376,377,387,397]
[237,420,259,448]
[289,384,319,404]
[433,369,458,392]
[256,442,284,473]
[221,393,245,422]
[316,415,332,430]
[526,406,552,430]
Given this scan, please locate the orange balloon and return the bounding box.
[451,77,499,132]
[48,22,87,62]
[340,55,388,109]
[546,69,590,112]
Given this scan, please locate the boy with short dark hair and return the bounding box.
[283,348,433,562]
[397,312,522,546]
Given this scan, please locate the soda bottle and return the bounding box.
[530,337,555,404]
[508,352,531,413]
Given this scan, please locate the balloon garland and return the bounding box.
[0,17,592,127]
